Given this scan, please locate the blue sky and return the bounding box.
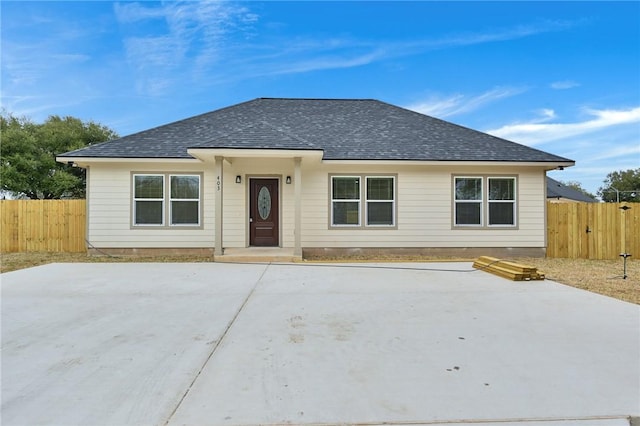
[2,1,639,196]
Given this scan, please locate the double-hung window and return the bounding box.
[331,175,396,227]
[170,175,200,225]
[366,177,395,226]
[488,178,516,226]
[454,177,483,226]
[134,175,165,226]
[133,173,201,227]
[454,176,517,227]
[332,176,361,226]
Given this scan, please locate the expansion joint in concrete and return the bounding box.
[163,263,271,425]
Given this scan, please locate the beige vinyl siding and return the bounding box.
[299,163,546,248]
[85,159,547,250]
[87,163,215,248]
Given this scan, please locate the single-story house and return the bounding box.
[57,98,574,259]
[546,176,597,203]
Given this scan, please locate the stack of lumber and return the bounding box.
[473,256,545,281]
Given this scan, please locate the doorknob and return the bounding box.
[249,217,253,222]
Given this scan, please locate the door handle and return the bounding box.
[249,217,253,223]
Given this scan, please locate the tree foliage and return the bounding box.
[598,168,640,202]
[559,180,597,201]
[1,112,118,199]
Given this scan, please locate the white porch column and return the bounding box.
[294,157,302,257]
[214,156,224,256]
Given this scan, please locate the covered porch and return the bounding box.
[188,148,323,259]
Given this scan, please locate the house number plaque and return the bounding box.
[258,186,271,220]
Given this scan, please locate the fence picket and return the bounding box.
[0,200,637,258]
[546,201,639,259]
[1,200,86,253]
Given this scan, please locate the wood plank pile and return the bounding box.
[472,256,545,281]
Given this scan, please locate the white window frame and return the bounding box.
[453,175,518,228]
[331,176,361,227]
[487,177,517,227]
[132,173,202,228]
[454,176,483,227]
[365,176,395,227]
[133,174,165,226]
[169,174,201,226]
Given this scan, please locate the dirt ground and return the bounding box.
[1,252,638,305]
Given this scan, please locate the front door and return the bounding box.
[250,178,279,246]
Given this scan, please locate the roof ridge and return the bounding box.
[379,100,574,162]
[197,119,317,149]
[258,97,375,101]
[257,120,317,148]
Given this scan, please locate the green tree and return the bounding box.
[597,168,640,202]
[559,180,597,200]
[1,112,118,199]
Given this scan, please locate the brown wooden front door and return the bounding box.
[250,179,279,246]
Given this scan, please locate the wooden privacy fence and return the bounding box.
[547,202,639,260]
[0,200,86,253]
[1,199,638,259]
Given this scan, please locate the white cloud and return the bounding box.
[111,5,582,94]
[421,19,577,50]
[486,106,640,145]
[537,108,556,121]
[586,144,640,162]
[550,80,580,90]
[114,1,259,95]
[405,87,527,118]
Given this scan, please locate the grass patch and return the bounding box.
[1,252,638,305]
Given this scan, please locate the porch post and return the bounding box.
[214,156,224,256]
[294,157,302,257]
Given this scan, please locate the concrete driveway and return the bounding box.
[1,262,638,426]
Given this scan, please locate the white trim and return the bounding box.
[330,176,361,227]
[323,159,574,170]
[487,177,517,227]
[169,174,201,226]
[133,174,165,226]
[188,148,324,162]
[57,157,201,166]
[365,176,395,227]
[454,176,483,227]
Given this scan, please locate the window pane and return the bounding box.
[455,178,482,200]
[171,175,199,199]
[135,201,163,225]
[489,179,515,200]
[333,201,359,225]
[333,177,360,200]
[367,178,393,200]
[135,175,163,198]
[367,202,393,225]
[489,202,515,225]
[455,202,481,225]
[171,201,199,225]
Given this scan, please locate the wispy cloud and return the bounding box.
[416,19,578,51]
[586,144,640,162]
[550,80,580,90]
[112,2,581,94]
[486,106,640,145]
[114,1,259,95]
[404,87,527,118]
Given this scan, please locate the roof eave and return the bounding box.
[321,159,575,169]
[187,148,324,162]
[56,156,200,168]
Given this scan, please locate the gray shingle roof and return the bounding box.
[547,177,597,202]
[60,98,573,163]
